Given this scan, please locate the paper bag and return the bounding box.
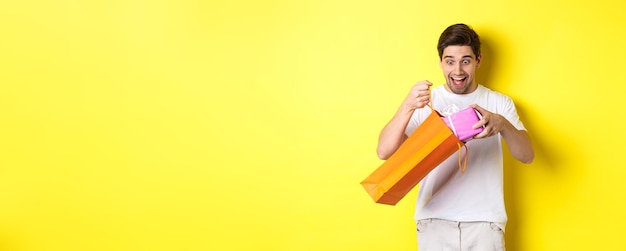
[361,108,463,205]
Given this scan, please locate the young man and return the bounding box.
[376,24,534,250]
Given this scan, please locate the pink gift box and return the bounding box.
[442,107,484,142]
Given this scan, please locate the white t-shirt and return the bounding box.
[405,85,526,230]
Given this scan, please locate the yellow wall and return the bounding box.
[1,0,625,250]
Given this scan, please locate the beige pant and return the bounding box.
[416,219,505,251]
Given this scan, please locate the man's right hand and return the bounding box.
[377,81,433,160]
[401,80,433,112]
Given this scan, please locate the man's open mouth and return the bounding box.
[451,76,467,85]
[452,76,466,81]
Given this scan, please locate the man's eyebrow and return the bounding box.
[443,55,475,59]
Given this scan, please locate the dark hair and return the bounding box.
[437,23,481,60]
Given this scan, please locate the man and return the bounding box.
[376,23,534,250]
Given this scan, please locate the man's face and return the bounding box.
[440,45,481,94]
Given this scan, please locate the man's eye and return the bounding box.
[462,60,470,64]
[447,61,454,65]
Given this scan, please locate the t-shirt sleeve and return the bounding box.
[501,96,526,131]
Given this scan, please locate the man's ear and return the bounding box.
[476,54,482,68]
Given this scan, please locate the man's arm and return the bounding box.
[471,104,535,164]
[376,108,412,160]
[377,81,432,160]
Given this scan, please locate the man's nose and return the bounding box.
[453,63,463,74]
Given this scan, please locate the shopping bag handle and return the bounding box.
[457,143,468,173]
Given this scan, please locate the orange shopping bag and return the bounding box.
[361,107,466,205]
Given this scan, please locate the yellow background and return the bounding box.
[1,0,625,250]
